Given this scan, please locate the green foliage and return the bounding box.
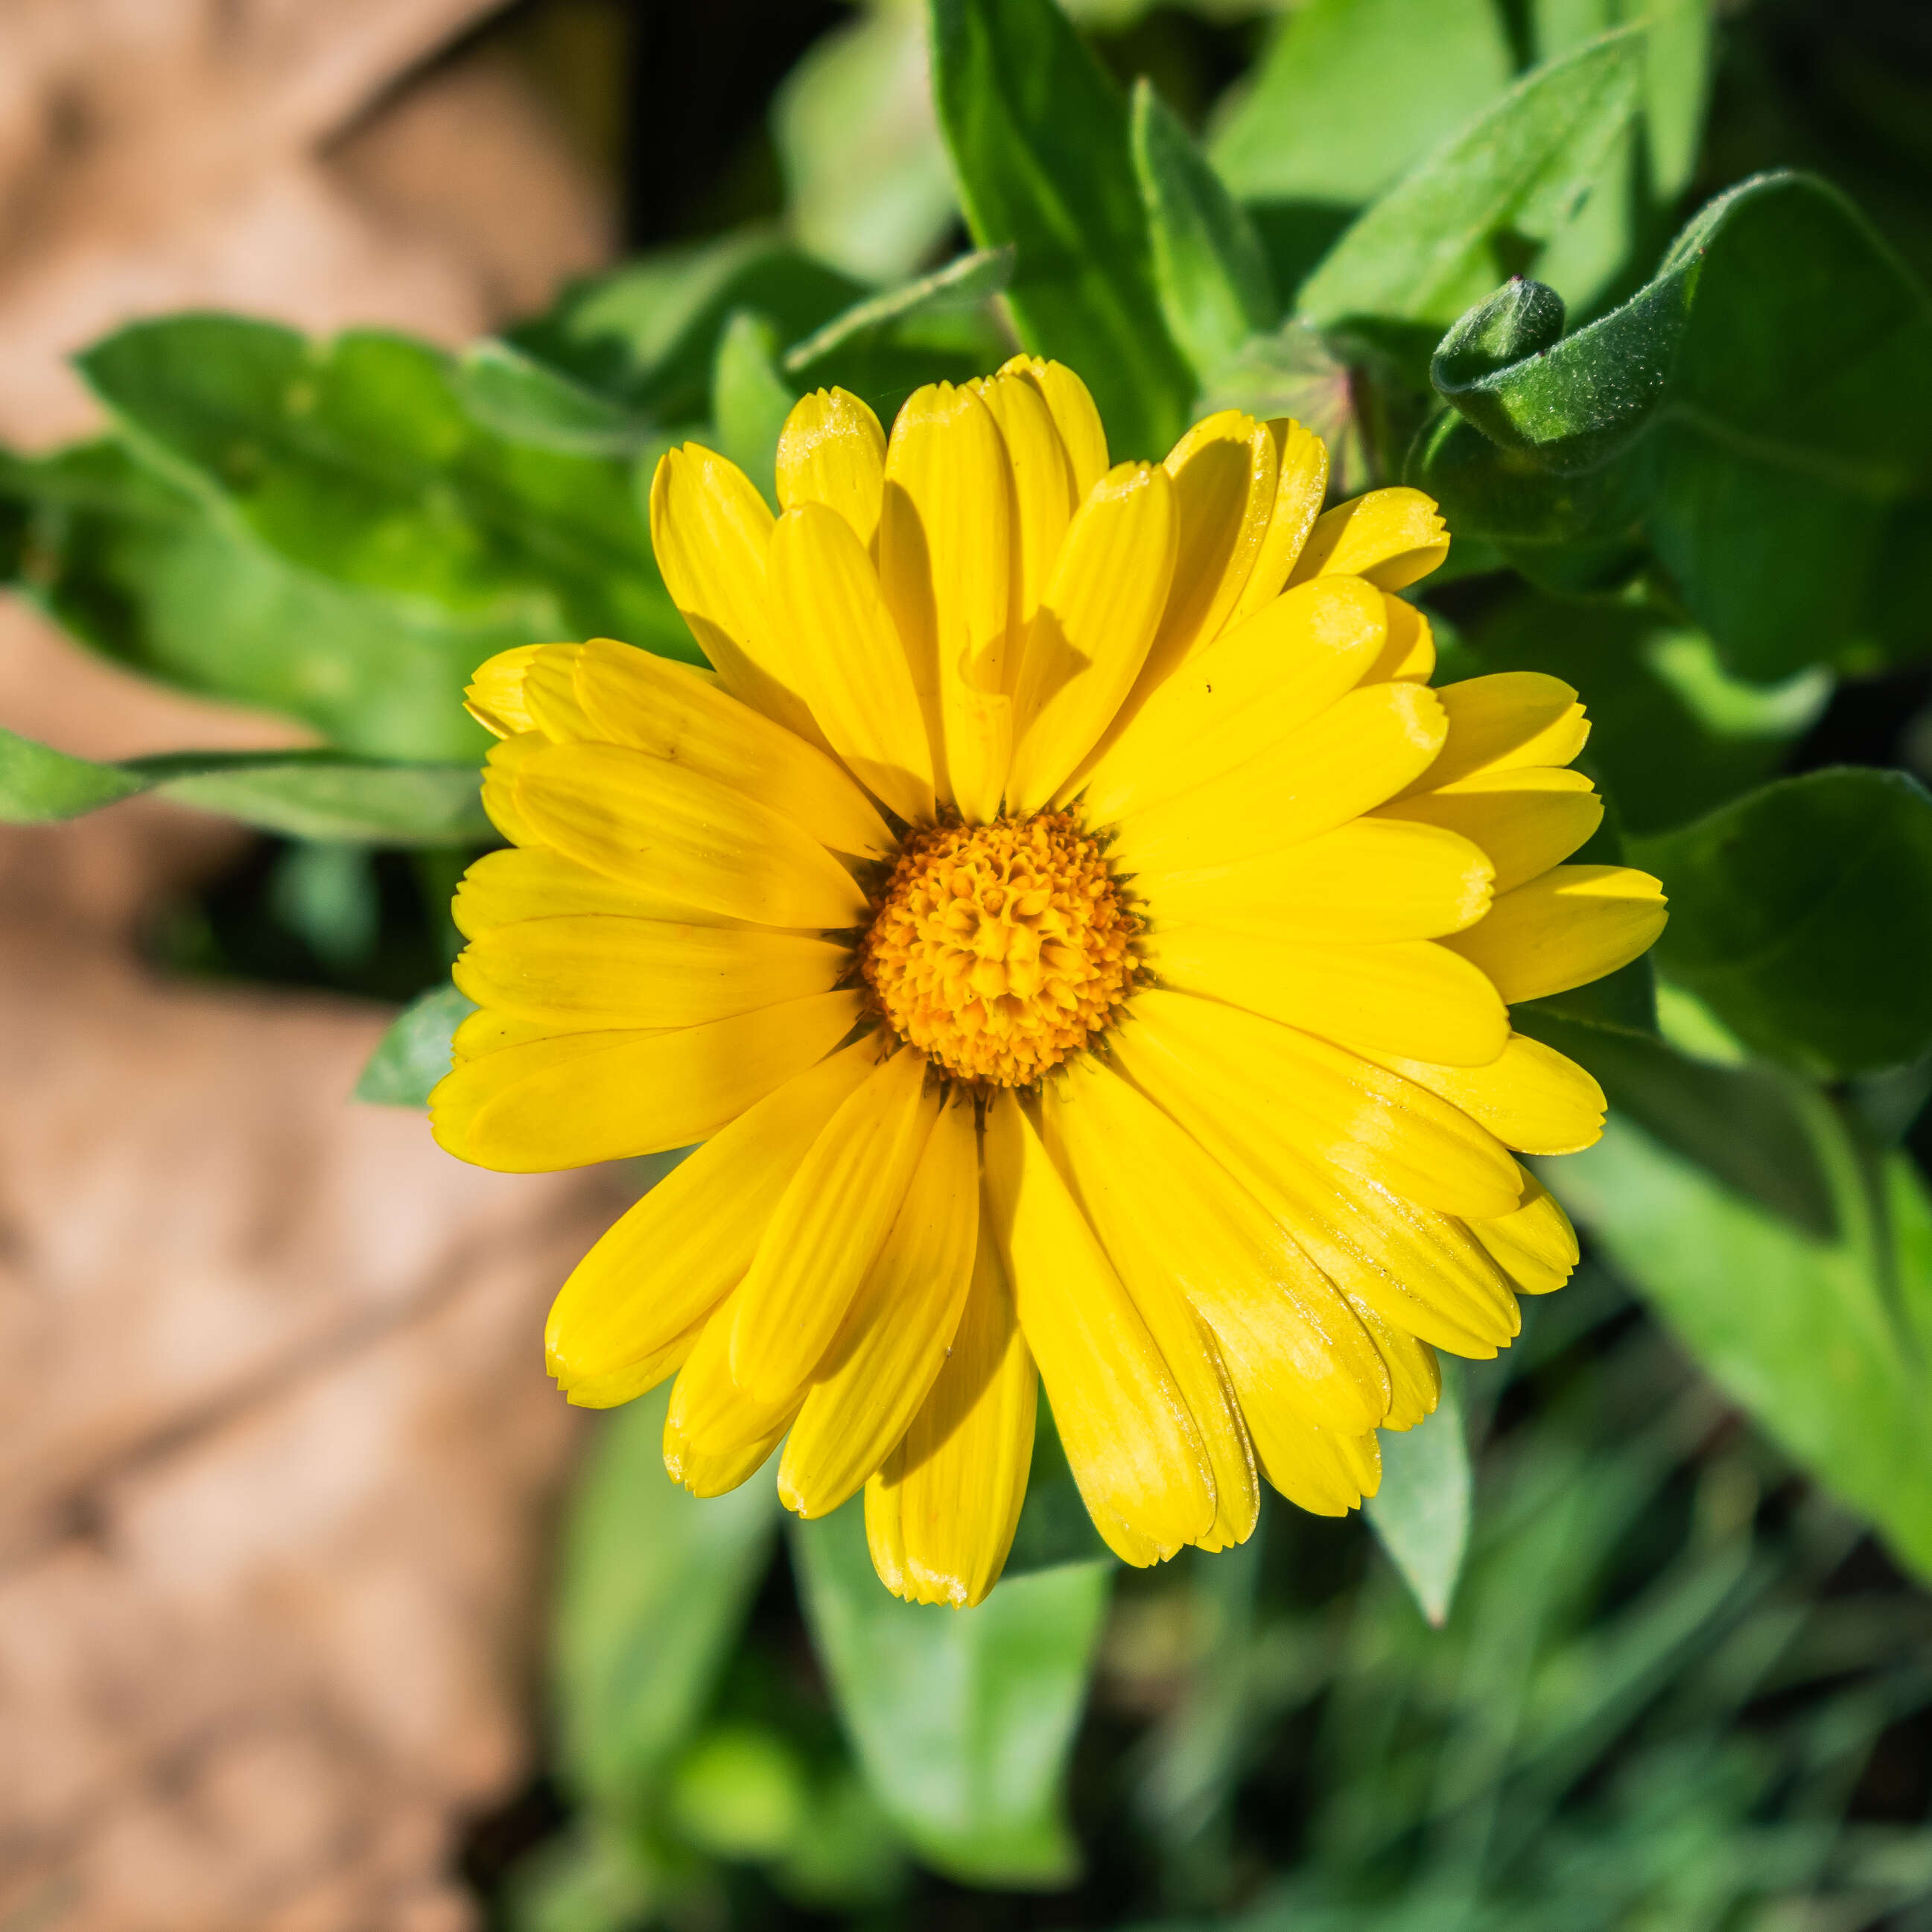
[792,1499,1113,1887]
[1633,770,1932,1077]
[929,0,1196,458]
[355,983,475,1108]
[1364,1361,1472,1627]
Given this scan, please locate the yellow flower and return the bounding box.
[433,358,1667,1607]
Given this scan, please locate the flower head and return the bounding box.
[434,358,1667,1605]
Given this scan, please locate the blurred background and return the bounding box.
[3,1,1932,1929]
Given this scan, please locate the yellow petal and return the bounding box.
[1374,1032,1606,1157]
[556,1309,708,1412]
[1000,355,1108,500]
[779,1096,980,1519]
[1347,1297,1440,1431]
[1288,487,1449,591]
[1109,681,1447,875]
[1043,1056,1388,1435]
[456,916,845,1029]
[776,387,887,548]
[561,638,893,858]
[664,1294,798,1495]
[1227,419,1330,626]
[878,381,1014,819]
[1076,574,1388,824]
[975,367,1079,645]
[1006,461,1179,814]
[454,846,730,938]
[1041,1079,1259,1551]
[1397,673,1590,795]
[865,1220,1038,1607]
[1115,991,1521,1218]
[1109,1006,1521,1356]
[728,1049,939,1406]
[480,731,548,847]
[1443,864,1668,1003]
[428,990,862,1172]
[545,1042,877,1398]
[521,644,597,740]
[465,644,546,737]
[1156,921,1508,1066]
[1245,1411,1381,1516]
[767,502,938,824]
[1360,595,1436,683]
[982,1091,1216,1566]
[1128,411,1278,704]
[452,1008,568,1060]
[1377,766,1603,895]
[1471,1170,1579,1294]
[649,442,826,746]
[1147,819,1493,943]
[512,740,870,928]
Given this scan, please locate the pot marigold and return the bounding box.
[432,358,1667,1606]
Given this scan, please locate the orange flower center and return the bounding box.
[860,813,1137,1087]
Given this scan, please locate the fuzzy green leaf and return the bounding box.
[1367,1360,1472,1626]
[355,983,477,1108]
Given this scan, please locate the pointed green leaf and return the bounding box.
[790,1499,1110,1887]
[0,725,146,821]
[451,340,655,457]
[1131,80,1276,379]
[1367,1359,1472,1626]
[929,0,1195,458]
[1298,30,1645,328]
[355,983,476,1108]
[711,312,797,510]
[783,247,1014,373]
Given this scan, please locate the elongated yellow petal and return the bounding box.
[1129,411,1278,703]
[1109,1007,1521,1356]
[866,1218,1038,1607]
[1444,864,1669,1003]
[1397,672,1589,798]
[1471,1170,1579,1294]
[776,387,887,548]
[480,731,547,847]
[511,740,869,928]
[452,1008,572,1060]
[430,990,862,1171]
[1375,1032,1605,1156]
[878,381,1014,819]
[1043,1056,1388,1434]
[1117,990,1521,1216]
[1148,819,1493,943]
[729,1049,939,1406]
[1347,1297,1440,1431]
[545,1042,877,1399]
[1245,1411,1380,1516]
[557,1308,708,1411]
[1227,419,1330,626]
[665,1293,798,1495]
[1006,462,1179,814]
[649,442,826,745]
[982,1092,1216,1566]
[1288,487,1449,591]
[454,846,729,937]
[466,644,546,737]
[1151,927,1510,1070]
[768,503,938,824]
[457,916,845,1029]
[1378,766,1603,895]
[1110,681,1446,875]
[554,638,892,858]
[975,368,1079,646]
[1077,574,1388,824]
[1000,354,1108,499]
[779,1097,980,1519]
[1360,594,1435,683]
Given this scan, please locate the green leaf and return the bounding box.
[1211,0,1516,209]
[1420,173,1932,677]
[711,312,798,511]
[1005,1387,1115,1576]
[1298,30,1645,328]
[450,340,655,458]
[555,1384,779,1813]
[1550,1090,1932,1584]
[789,1499,1111,1887]
[0,724,490,843]
[929,0,1195,459]
[355,983,476,1108]
[1631,769,1932,1078]
[783,247,1014,373]
[1131,80,1276,380]
[1366,1360,1472,1627]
